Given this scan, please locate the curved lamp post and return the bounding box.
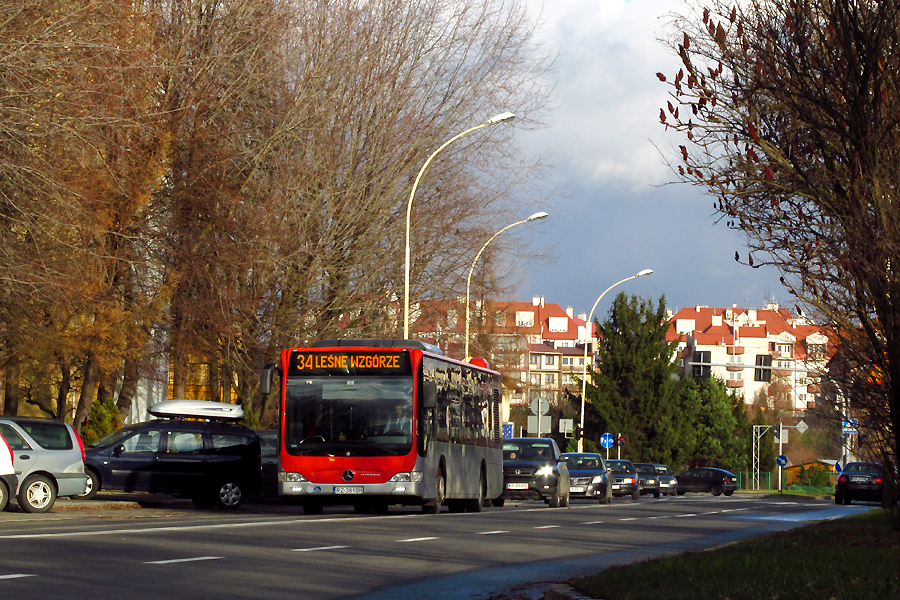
[403,112,516,339]
[464,211,549,361]
[578,269,653,452]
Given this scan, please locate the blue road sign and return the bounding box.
[502,422,513,439]
[842,418,858,434]
[600,432,615,449]
[776,455,788,467]
[834,461,842,473]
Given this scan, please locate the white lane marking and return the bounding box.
[397,537,439,543]
[145,556,223,565]
[475,530,508,535]
[648,515,671,519]
[581,521,604,525]
[292,545,349,552]
[618,517,639,521]
[675,513,698,517]
[0,574,37,580]
[534,525,560,529]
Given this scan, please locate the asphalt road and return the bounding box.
[0,493,876,600]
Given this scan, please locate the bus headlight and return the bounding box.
[279,472,309,482]
[388,471,423,483]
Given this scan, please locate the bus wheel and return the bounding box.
[466,472,485,513]
[422,473,445,514]
[491,497,505,507]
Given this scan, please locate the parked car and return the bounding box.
[633,463,662,498]
[561,452,611,504]
[676,467,738,496]
[256,429,280,498]
[499,437,570,508]
[0,433,17,512]
[834,462,886,505]
[0,416,87,513]
[81,400,262,509]
[653,464,678,496]
[606,459,640,500]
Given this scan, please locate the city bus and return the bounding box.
[259,339,503,514]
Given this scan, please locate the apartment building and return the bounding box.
[667,302,832,412]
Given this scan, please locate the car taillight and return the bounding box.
[838,475,846,483]
[74,430,86,463]
[875,477,883,484]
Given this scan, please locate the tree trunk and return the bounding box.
[117,355,140,426]
[73,355,100,433]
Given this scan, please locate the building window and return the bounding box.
[807,343,826,359]
[494,312,507,327]
[727,353,743,365]
[562,373,574,384]
[578,357,585,366]
[544,373,555,384]
[530,373,540,385]
[692,351,711,378]
[516,311,535,327]
[754,354,773,382]
[544,355,556,366]
[728,371,742,381]
[529,354,539,366]
[562,357,574,366]
[775,343,793,357]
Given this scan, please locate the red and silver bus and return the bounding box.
[259,339,503,514]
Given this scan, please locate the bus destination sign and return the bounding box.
[287,350,412,377]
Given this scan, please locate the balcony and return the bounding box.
[726,364,744,372]
[726,380,744,388]
[725,346,745,355]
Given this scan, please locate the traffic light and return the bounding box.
[617,435,624,448]
[574,425,583,439]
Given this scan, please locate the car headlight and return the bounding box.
[535,466,555,477]
[388,471,424,483]
[647,478,656,485]
[623,477,635,484]
[591,475,604,484]
[279,472,308,482]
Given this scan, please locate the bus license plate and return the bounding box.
[333,486,364,495]
[506,482,529,490]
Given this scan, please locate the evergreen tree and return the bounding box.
[584,293,681,463]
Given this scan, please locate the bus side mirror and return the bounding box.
[422,381,437,409]
[260,363,279,396]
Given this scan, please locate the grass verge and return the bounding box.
[571,509,900,600]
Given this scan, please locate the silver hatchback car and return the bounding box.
[0,417,87,513]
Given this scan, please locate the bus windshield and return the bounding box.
[284,377,413,457]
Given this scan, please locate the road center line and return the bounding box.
[581,521,604,525]
[397,537,439,543]
[291,545,349,552]
[145,556,223,565]
[475,530,508,535]
[534,525,560,529]
[0,574,37,580]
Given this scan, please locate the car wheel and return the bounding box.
[0,481,8,512]
[213,480,244,510]
[491,497,505,508]
[561,488,570,508]
[18,474,57,513]
[548,489,561,508]
[724,490,734,496]
[834,494,842,505]
[423,472,445,514]
[653,490,661,499]
[77,469,100,500]
[711,484,723,497]
[842,496,852,505]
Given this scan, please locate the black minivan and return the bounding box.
[80,401,261,509]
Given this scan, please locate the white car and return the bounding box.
[0,432,17,511]
[0,417,86,513]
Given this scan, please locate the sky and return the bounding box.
[514,0,786,321]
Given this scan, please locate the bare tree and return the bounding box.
[659,0,900,517]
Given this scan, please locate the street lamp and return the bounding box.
[578,268,653,452]
[464,211,549,361]
[403,112,516,339]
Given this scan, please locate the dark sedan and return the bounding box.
[633,462,661,498]
[676,467,738,496]
[499,438,570,508]
[561,452,612,504]
[835,462,885,505]
[653,464,678,496]
[606,459,640,500]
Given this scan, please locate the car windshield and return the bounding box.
[634,464,655,474]
[607,460,635,473]
[563,454,602,469]
[504,441,553,460]
[654,465,673,475]
[843,462,882,474]
[91,424,144,448]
